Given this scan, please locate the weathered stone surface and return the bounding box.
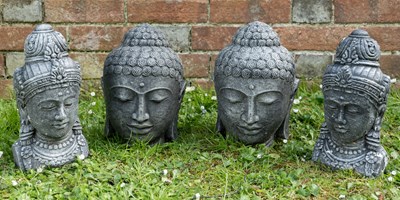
[380,55,400,78]
[210,0,291,23]
[275,26,355,51]
[44,0,124,23]
[335,0,400,23]
[295,54,332,78]
[5,52,24,77]
[292,0,332,23]
[156,26,190,52]
[3,0,42,22]
[127,0,208,23]
[179,53,209,78]
[192,26,239,51]
[69,26,129,51]
[70,53,108,79]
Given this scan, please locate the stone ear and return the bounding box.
[216,114,226,138]
[276,78,299,139]
[165,116,179,142]
[375,104,387,126]
[178,81,186,103]
[104,116,115,138]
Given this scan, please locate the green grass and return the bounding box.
[0,80,399,199]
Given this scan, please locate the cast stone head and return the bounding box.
[12,24,89,171]
[312,29,390,177]
[214,21,299,146]
[102,24,185,144]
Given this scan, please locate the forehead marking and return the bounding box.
[249,84,255,90]
[139,82,145,87]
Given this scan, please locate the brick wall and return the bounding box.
[0,0,399,98]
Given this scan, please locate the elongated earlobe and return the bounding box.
[104,116,115,138]
[276,78,299,139]
[216,114,226,138]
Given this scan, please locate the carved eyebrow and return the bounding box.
[37,94,76,105]
[110,85,172,94]
[220,87,282,96]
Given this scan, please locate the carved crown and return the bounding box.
[214,21,295,82]
[13,24,81,104]
[323,29,390,107]
[103,24,184,82]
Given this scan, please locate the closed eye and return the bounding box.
[220,88,245,104]
[112,87,136,102]
[147,89,171,103]
[256,91,282,105]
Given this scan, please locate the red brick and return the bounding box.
[69,26,129,51]
[0,25,66,51]
[0,25,34,51]
[127,0,208,23]
[179,54,210,78]
[192,26,239,51]
[44,0,124,23]
[210,0,291,23]
[334,0,400,23]
[191,78,214,90]
[0,54,5,78]
[275,26,355,51]
[0,79,13,99]
[380,55,400,78]
[70,53,108,79]
[365,27,400,51]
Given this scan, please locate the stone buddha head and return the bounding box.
[312,29,390,177]
[102,24,185,144]
[12,24,89,171]
[214,21,299,146]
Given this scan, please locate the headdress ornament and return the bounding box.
[214,21,295,82]
[13,24,81,105]
[103,24,184,82]
[322,29,390,108]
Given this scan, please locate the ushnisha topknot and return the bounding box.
[323,29,390,108]
[13,24,81,105]
[103,24,184,82]
[214,21,295,82]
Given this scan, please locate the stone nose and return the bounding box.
[240,99,259,125]
[334,107,347,125]
[132,95,150,123]
[55,105,67,121]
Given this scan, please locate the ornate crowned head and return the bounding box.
[322,29,390,150]
[12,24,87,171]
[214,21,298,146]
[102,24,185,144]
[14,24,82,142]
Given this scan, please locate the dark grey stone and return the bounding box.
[295,54,332,78]
[292,0,332,23]
[12,24,89,171]
[312,29,390,177]
[214,21,299,146]
[102,24,185,144]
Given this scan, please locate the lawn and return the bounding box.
[0,80,399,199]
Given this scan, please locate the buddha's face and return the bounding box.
[216,76,293,145]
[324,90,377,145]
[25,86,79,140]
[104,74,182,143]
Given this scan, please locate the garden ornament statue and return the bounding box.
[312,29,390,177]
[214,21,299,146]
[12,24,89,171]
[102,24,185,144]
